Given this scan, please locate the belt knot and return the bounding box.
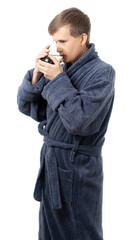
[69,137,80,162]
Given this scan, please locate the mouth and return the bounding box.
[58,50,63,55]
[55,51,64,61]
[53,55,63,61]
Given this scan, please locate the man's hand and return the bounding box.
[31,45,50,85]
[37,54,63,80]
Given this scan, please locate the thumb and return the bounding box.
[48,54,58,65]
[58,57,63,64]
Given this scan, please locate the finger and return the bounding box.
[48,54,58,65]
[37,63,46,74]
[58,58,63,64]
[44,44,50,50]
[36,46,50,61]
[36,54,46,61]
[38,59,51,67]
[42,48,50,54]
[38,49,49,58]
[42,45,50,55]
[37,65,48,78]
[39,68,45,75]
[36,51,49,62]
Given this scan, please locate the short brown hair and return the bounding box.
[48,8,91,48]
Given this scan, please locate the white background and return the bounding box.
[0,0,135,239]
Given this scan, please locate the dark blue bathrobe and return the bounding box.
[17,43,115,240]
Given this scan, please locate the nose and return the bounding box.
[57,47,63,52]
[56,42,63,54]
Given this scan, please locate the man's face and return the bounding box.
[52,25,86,64]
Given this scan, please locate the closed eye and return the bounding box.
[60,40,66,43]
[55,40,67,43]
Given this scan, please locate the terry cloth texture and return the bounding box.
[17,43,115,240]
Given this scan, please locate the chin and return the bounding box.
[63,56,70,63]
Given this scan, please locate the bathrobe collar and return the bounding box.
[63,43,98,76]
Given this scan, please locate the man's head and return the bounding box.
[48,8,91,64]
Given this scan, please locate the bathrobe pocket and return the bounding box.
[58,167,73,204]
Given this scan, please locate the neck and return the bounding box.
[82,46,89,56]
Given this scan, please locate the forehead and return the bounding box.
[52,25,72,41]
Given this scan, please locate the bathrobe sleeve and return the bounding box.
[41,64,115,136]
[17,69,49,121]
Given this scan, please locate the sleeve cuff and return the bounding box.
[18,69,50,102]
[41,72,78,111]
[22,69,49,94]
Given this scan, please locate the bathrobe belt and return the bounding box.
[33,121,102,209]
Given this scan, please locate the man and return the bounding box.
[17,7,115,240]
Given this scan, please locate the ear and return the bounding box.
[80,33,88,46]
